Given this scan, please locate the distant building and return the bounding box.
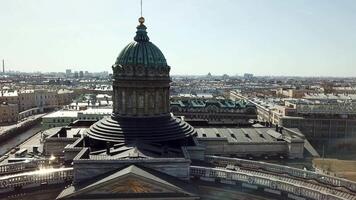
[18,90,36,112]
[57,89,75,106]
[34,89,58,112]
[65,69,72,77]
[276,88,313,98]
[0,89,76,124]
[42,110,78,129]
[170,97,257,126]
[196,127,304,159]
[0,102,19,124]
[244,73,254,79]
[279,100,356,152]
[0,90,19,105]
[241,91,356,152]
[42,108,112,129]
[79,71,84,78]
[68,93,113,110]
[77,108,111,121]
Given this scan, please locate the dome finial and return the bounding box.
[139,16,145,25]
[134,0,149,42]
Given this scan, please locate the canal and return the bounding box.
[0,124,42,156]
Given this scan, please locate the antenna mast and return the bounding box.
[140,0,143,17]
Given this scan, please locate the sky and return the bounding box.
[1,0,356,77]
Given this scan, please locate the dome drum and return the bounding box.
[112,64,170,80]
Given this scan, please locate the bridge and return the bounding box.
[0,156,355,200]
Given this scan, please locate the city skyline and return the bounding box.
[1,0,356,76]
[1,2,356,199]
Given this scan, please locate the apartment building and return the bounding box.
[0,102,19,124]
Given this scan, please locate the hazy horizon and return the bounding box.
[1,0,356,77]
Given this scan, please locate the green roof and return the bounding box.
[115,18,168,68]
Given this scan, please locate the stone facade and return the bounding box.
[0,89,75,124]
[112,77,170,117]
[0,102,19,124]
[18,90,36,112]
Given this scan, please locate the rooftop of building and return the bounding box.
[0,89,74,96]
[19,89,35,93]
[196,127,303,143]
[304,93,356,101]
[43,110,79,119]
[90,142,184,159]
[44,127,86,139]
[69,101,113,107]
[171,98,255,109]
[78,108,112,115]
[0,90,18,97]
[57,89,74,94]
[173,93,214,99]
[96,94,111,99]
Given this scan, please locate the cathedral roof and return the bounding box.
[115,17,168,68]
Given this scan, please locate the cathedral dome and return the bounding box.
[87,17,195,148]
[115,17,168,68]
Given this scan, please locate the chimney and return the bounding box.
[58,127,67,137]
[279,127,284,134]
[106,142,112,155]
[83,135,90,147]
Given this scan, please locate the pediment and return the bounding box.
[86,176,175,195]
[57,165,198,199]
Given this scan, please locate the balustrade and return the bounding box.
[0,159,50,175]
[0,168,73,189]
[191,166,355,200]
[206,155,356,192]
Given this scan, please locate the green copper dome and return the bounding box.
[115,17,168,67]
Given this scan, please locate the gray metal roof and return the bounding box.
[196,128,285,143]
